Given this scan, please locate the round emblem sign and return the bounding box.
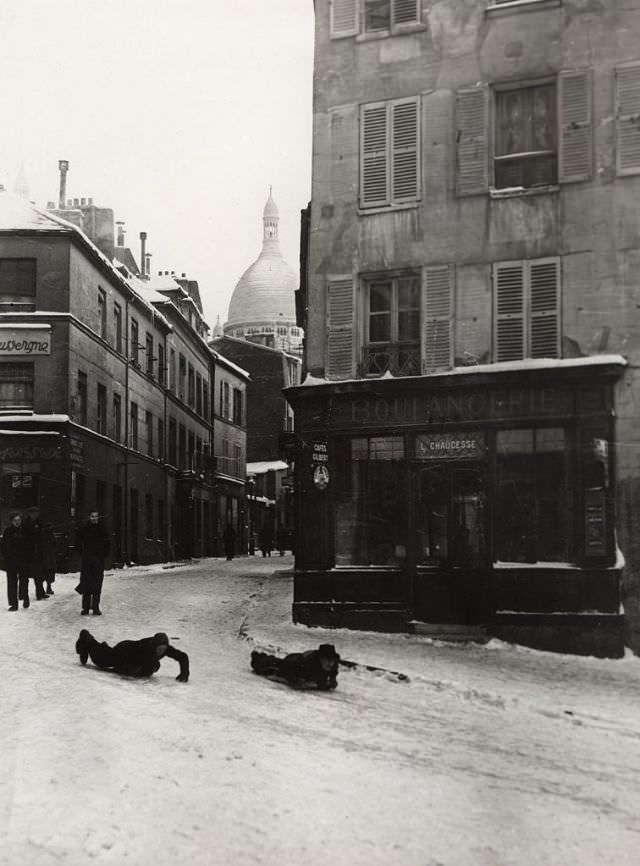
[313,464,330,490]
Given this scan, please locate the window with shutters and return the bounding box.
[493,258,560,362]
[360,97,420,209]
[326,279,355,380]
[494,82,557,189]
[422,265,454,373]
[330,0,420,39]
[363,273,420,376]
[615,62,640,176]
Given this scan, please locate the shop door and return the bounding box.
[410,464,487,624]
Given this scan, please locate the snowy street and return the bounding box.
[2,555,640,866]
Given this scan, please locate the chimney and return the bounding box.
[73,198,79,207]
[58,160,69,209]
[139,232,147,277]
[81,197,86,206]
[116,221,125,246]
[145,252,152,275]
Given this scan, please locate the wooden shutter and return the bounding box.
[393,0,420,26]
[456,85,489,196]
[391,98,420,202]
[422,265,453,373]
[616,63,640,175]
[326,279,355,380]
[494,262,525,362]
[529,258,560,358]
[361,103,389,207]
[558,70,592,183]
[330,0,359,38]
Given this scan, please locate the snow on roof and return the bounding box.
[0,414,69,424]
[211,349,250,379]
[247,460,289,475]
[300,355,628,387]
[0,429,63,436]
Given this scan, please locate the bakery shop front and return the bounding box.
[286,357,626,657]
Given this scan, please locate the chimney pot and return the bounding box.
[182,272,186,278]
[73,198,79,207]
[81,197,86,206]
[67,199,72,207]
[47,201,55,209]
[58,159,69,209]
[88,197,93,205]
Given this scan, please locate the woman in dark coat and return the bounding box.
[2,512,31,611]
[74,510,110,616]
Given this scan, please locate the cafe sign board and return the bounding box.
[416,432,486,460]
[0,326,51,356]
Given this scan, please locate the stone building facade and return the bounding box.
[287,0,640,656]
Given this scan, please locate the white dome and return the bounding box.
[227,251,297,326]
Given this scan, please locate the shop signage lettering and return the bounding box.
[312,441,328,464]
[0,328,51,355]
[416,432,486,460]
[331,387,575,428]
[0,445,61,461]
[70,437,84,468]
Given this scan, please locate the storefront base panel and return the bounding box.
[492,613,625,659]
[292,602,408,633]
[491,568,621,614]
[293,569,406,604]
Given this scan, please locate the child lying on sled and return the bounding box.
[250,643,340,690]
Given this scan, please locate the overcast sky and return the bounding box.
[0,0,315,328]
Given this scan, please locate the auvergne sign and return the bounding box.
[0,327,51,355]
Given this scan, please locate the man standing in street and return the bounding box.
[2,512,31,611]
[74,510,110,616]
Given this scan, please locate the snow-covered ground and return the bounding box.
[2,555,639,866]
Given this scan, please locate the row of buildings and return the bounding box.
[0,167,301,568]
[286,0,640,658]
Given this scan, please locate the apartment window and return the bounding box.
[145,333,154,376]
[178,353,186,400]
[456,71,592,197]
[145,410,153,456]
[493,258,560,362]
[0,259,36,311]
[360,97,420,208]
[496,428,569,563]
[188,430,195,470]
[77,371,88,425]
[130,318,139,364]
[234,443,242,477]
[158,344,165,385]
[178,424,186,469]
[363,274,420,376]
[168,417,177,466]
[145,493,154,538]
[157,499,165,540]
[232,388,243,425]
[113,393,122,443]
[330,0,420,38]
[130,401,138,449]
[0,363,33,409]
[202,380,209,420]
[494,82,557,189]
[113,302,123,354]
[158,418,165,460]
[98,288,107,339]
[169,348,176,392]
[220,381,230,419]
[196,372,203,415]
[97,384,107,435]
[188,364,195,407]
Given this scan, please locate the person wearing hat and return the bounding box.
[2,512,31,611]
[75,629,189,681]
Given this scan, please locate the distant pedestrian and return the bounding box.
[2,512,31,611]
[259,525,273,558]
[41,523,58,595]
[74,510,110,616]
[223,523,236,560]
[276,524,287,556]
[24,509,48,601]
[75,629,189,681]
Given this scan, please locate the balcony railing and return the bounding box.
[362,344,421,377]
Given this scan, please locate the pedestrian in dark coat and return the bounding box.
[41,523,57,595]
[276,524,287,556]
[75,629,189,681]
[2,513,31,611]
[74,510,110,616]
[259,524,273,558]
[223,523,236,560]
[24,511,48,601]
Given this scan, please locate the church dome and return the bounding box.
[226,190,299,333]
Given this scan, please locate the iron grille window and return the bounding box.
[363,274,420,376]
[494,82,557,189]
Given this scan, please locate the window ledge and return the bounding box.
[489,184,559,200]
[355,23,426,43]
[358,202,420,216]
[486,0,561,16]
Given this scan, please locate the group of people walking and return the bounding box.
[2,508,110,615]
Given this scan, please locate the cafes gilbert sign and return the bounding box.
[0,326,51,355]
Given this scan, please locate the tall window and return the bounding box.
[178,354,186,400]
[234,443,242,478]
[494,82,557,189]
[178,423,186,469]
[157,499,165,540]
[203,380,209,420]
[0,259,36,311]
[493,258,560,362]
[113,393,122,443]
[145,333,154,376]
[97,384,107,435]
[363,274,420,376]
[196,373,203,415]
[130,401,138,449]
[495,428,569,563]
[98,288,107,339]
[169,348,176,392]
[168,417,177,465]
[157,344,165,385]
[130,318,139,364]
[360,96,420,208]
[145,410,153,456]
[145,493,154,539]
[0,363,33,409]
[113,302,123,354]
[77,371,88,425]
[188,364,195,407]
[188,431,195,470]
[232,388,243,425]
[158,418,165,460]
[220,381,230,418]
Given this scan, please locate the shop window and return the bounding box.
[363,274,420,376]
[495,427,569,563]
[334,436,406,565]
[360,96,420,209]
[0,259,36,311]
[0,363,33,409]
